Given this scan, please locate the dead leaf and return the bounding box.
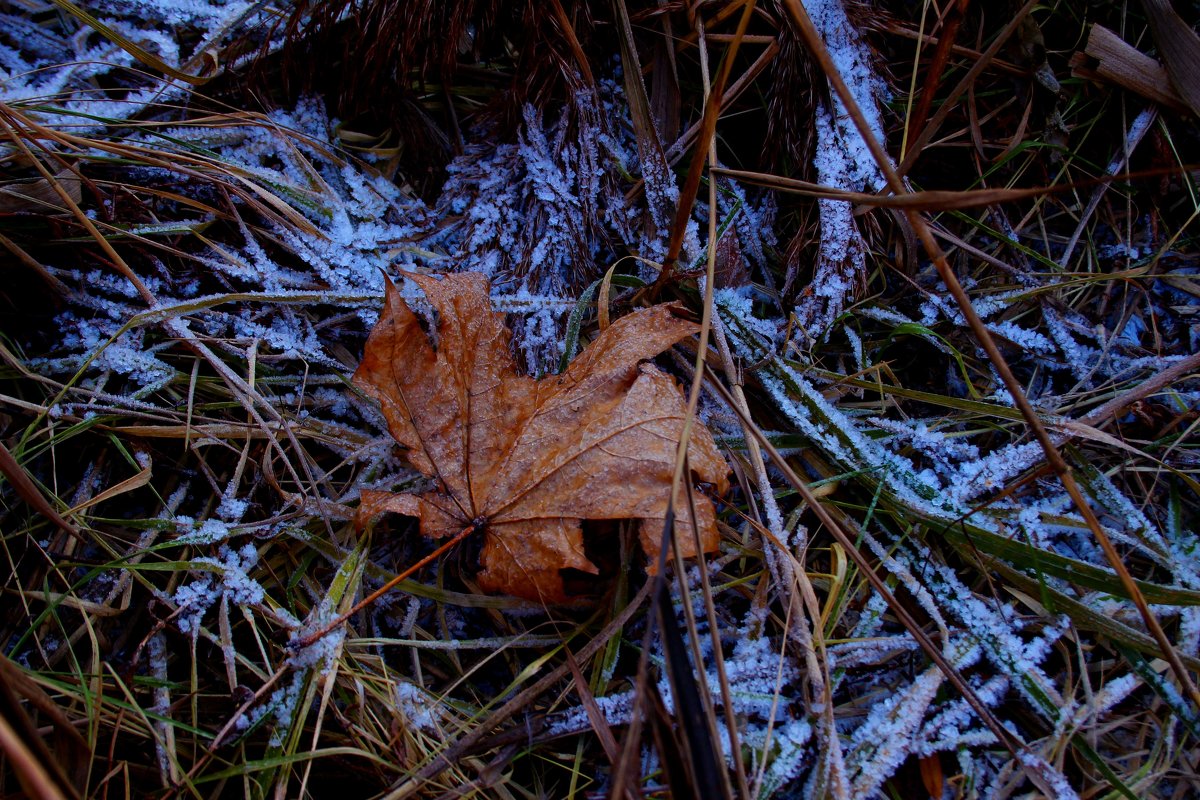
[354,272,729,603]
[0,167,82,214]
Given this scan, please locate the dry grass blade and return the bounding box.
[713,166,1066,209]
[705,374,1028,759]
[0,106,156,305]
[0,655,86,799]
[905,0,971,151]
[388,582,653,798]
[782,0,1200,717]
[0,231,70,294]
[656,0,757,286]
[0,440,84,543]
[0,712,73,800]
[562,648,620,766]
[44,0,218,84]
[4,2,1197,796]
[896,0,1039,177]
[644,680,697,795]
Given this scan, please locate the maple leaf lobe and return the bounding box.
[354,272,729,603]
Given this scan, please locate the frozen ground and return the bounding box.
[2,1,1198,797]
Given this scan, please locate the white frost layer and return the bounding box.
[796,0,890,338]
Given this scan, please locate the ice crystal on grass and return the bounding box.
[172,543,264,635]
[0,0,277,129]
[799,106,875,338]
[912,674,1009,757]
[8,4,1198,798]
[710,289,1180,793]
[945,440,1044,506]
[911,274,1191,404]
[88,0,258,29]
[233,670,306,749]
[846,638,981,799]
[27,97,436,419]
[438,90,629,287]
[868,417,980,475]
[793,0,890,339]
[711,632,800,720]
[287,607,345,672]
[434,80,705,369]
[395,681,448,736]
[844,535,1090,795]
[229,602,346,748]
[147,632,173,780]
[171,97,432,297]
[173,516,238,546]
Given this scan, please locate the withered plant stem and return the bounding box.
[706,375,1033,757]
[780,0,1200,714]
[655,0,757,289]
[894,0,1038,178]
[904,0,971,156]
[0,441,85,544]
[293,519,481,650]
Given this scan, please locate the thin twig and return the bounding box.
[781,0,1200,714]
[387,581,654,799]
[655,0,757,288]
[894,0,1039,178]
[293,520,481,650]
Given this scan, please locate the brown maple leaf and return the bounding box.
[353,272,730,603]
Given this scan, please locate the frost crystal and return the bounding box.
[794,0,890,338]
[172,543,264,635]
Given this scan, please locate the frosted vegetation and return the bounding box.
[2,1,1197,798]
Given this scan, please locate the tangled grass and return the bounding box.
[1,1,1199,798]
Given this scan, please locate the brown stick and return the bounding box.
[782,0,1200,731]
[895,0,1039,178]
[292,520,480,650]
[906,0,971,151]
[654,1,758,289]
[1082,350,1200,429]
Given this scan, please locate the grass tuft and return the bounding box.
[1,1,1198,798]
